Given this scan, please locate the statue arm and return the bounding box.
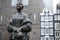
[21,23,32,33]
[20,14,32,33]
[7,18,14,33]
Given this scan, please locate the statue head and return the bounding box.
[16,2,24,12]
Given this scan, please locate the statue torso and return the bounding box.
[12,13,25,27]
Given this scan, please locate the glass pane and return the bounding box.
[54,15,58,20]
[50,22,53,27]
[45,22,49,28]
[49,16,53,21]
[45,16,49,21]
[41,16,44,21]
[55,23,60,30]
[41,29,45,35]
[49,29,53,35]
[41,22,45,27]
[41,37,45,40]
[11,0,17,6]
[45,29,49,35]
[58,15,60,20]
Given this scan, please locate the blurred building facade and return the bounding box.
[40,8,54,40]
[54,3,60,40]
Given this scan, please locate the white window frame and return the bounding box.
[58,15,60,20]
[55,23,60,30]
[45,22,49,28]
[41,22,45,27]
[45,29,49,35]
[49,16,53,21]
[50,37,54,40]
[41,16,45,21]
[45,16,49,21]
[50,22,53,27]
[49,29,53,35]
[55,31,60,37]
[54,15,58,21]
[41,29,45,35]
[45,36,49,40]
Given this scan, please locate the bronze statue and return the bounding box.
[7,2,32,40]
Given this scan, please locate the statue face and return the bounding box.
[16,3,23,11]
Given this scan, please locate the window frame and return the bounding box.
[49,29,53,35]
[41,16,45,21]
[45,29,49,35]
[41,29,45,35]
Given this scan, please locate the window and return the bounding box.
[45,16,49,21]
[49,29,53,35]
[58,15,60,20]
[54,15,58,20]
[49,16,53,21]
[55,31,60,37]
[56,31,57,36]
[45,36,49,40]
[41,37,45,40]
[55,39,58,40]
[11,0,17,6]
[58,32,59,36]
[46,37,49,40]
[50,37,53,40]
[41,29,45,35]
[45,22,49,28]
[41,22,45,27]
[22,0,29,6]
[55,23,60,30]
[45,29,49,35]
[50,22,53,27]
[41,16,44,21]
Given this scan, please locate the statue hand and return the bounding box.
[18,32,23,35]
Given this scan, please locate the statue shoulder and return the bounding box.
[22,12,32,24]
[22,12,28,17]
